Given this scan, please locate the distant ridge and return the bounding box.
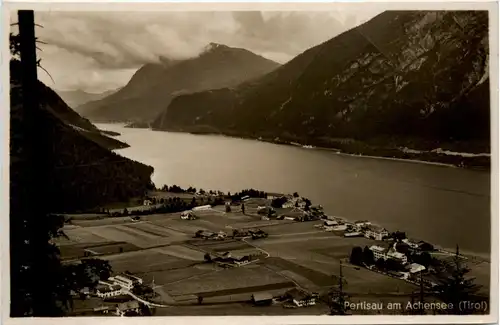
[77,43,280,123]
[152,11,490,165]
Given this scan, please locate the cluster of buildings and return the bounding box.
[367,243,430,283]
[369,244,408,264]
[92,300,141,316]
[251,288,318,308]
[212,251,252,268]
[96,273,144,298]
[74,273,147,316]
[317,217,391,240]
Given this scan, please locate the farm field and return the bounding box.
[150,218,224,234]
[163,265,290,296]
[56,227,110,245]
[102,249,195,274]
[70,216,138,227]
[188,239,253,251]
[82,222,188,248]
[155,302,329,316]
[59,205,479,315]
[254,236,417,295]
[138,264,214,286]
[153,245,206,261]
[261,257,337,288]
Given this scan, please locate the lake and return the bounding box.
[98,124,491,256]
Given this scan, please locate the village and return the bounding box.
[56,187,491,316]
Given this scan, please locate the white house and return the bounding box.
[96,285,123,298]
[364,225,389,240]
[108,275,136,290]
[369,245,408,264]
[386,251,408,264]
[369,245,387,261]
[181,210,197,220]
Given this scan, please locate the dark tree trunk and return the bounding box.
[11,10,62,316]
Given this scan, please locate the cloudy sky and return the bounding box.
[12,10,381,93]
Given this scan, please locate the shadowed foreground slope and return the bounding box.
[10,60,154,213]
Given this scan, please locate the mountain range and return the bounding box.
[77,43,280,123]
[56,88,118,108]
[151,11,490,165]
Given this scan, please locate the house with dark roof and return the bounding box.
[285,288,316,307]
[213,255,251,267]
[115,300,140,316]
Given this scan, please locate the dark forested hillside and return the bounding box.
[153,11,490,160]
[7,59,129,151]
[10,60,154,212]
[77,43,280,123]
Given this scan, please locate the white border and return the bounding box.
[1,2,498,325]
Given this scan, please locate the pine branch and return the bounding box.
[36,59,55,84]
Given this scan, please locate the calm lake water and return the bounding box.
[99,124,491,256]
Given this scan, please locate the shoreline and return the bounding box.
[100,124,489,171]
[146,126,490,171]
[295,144,459,168]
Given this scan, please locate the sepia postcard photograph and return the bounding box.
[1,1,498,324]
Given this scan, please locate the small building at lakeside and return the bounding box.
[324,220,338,227]
[354,220,371,228]
[344,231,362,237]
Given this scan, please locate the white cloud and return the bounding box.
[11,10,381,93]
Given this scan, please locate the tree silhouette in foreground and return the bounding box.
[434,245,481,314]
[328,261,350,315]
[10,11,116,316]
[10,10,71,316]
